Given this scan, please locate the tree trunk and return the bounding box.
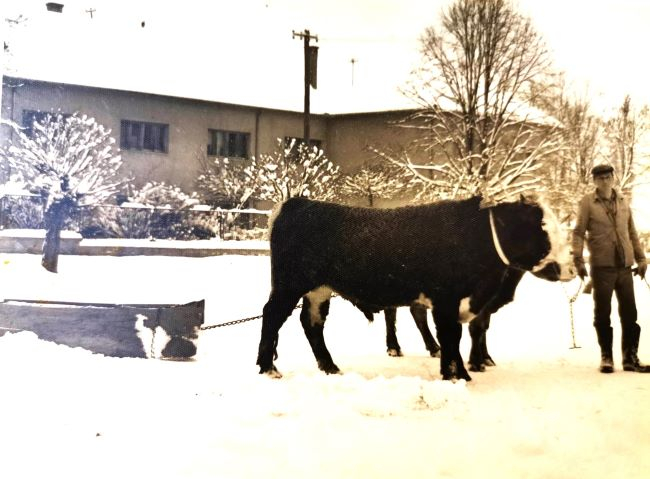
[41,198,70,273]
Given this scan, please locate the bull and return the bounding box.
[382,266,524,372]
[257,195,575,380]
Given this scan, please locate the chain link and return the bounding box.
[200,303,303,331]
[560,278,584,349]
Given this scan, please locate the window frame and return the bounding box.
[120,119,169,153]
[207,129,250,159]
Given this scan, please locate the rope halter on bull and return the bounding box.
[488,209,511,267]
[489,208,583,348]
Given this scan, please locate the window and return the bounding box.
[208,130,249,158]
[120,120,169,153]
[22,110,71,137]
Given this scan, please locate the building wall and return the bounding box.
[325,110,430,173]
[0,77,331,192]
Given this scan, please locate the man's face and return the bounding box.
[594,173,613,185]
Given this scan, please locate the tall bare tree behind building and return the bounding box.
[396,0,562,201]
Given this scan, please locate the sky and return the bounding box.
[3,0,650,115]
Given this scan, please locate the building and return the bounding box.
[0,75,425,195]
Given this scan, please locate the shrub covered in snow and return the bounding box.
[81,181,216,240]
[247,138,340,203]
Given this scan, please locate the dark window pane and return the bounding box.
[121,120,168,152]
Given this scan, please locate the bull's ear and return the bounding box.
[519,193,526,202]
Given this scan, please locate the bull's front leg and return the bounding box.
[433,299,471,381]
[468,312,493,372]
[384,307,402,356]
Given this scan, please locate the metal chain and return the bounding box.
[561,278,584,349]
[150,326,157,359]
[200,303,303,331]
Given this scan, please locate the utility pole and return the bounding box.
[350,58,357,87]
[292,29,318,146]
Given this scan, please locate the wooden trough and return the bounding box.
[0,299,204,359]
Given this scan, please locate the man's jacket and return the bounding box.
[572,190,646,268]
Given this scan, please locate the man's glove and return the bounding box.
[635,263,647,279]
[576,262,588,280]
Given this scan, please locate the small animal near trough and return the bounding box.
[0,299,204,359]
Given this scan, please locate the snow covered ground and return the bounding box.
[0,253,649,479]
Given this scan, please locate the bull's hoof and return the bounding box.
[387,348,403,357]
[483,357,496,367]
[442,372,472,382]
[319,362,341,375]
[260,365,283,378]
[442,361,472,381]
[429,350,441,358]
[469,363,486,372]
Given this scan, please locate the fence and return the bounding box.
[0,194,270,240]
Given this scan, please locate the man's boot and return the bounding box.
[596,326,614,373]
[622,324,650,373]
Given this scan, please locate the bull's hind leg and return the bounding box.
[410,303,441,357]
[300,288,340,374]
[384,307,402,356]
[257,289,302,377]
[433,300,471,381]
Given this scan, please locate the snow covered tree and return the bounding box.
[338,159,408,206]
[0,112,123,272]
[248,138,339,203]
[603,95,650,195]
[195,155,256,209]
[393,0,561,202]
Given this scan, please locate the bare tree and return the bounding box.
[1,113,123,272]
[603,95,650,194]
[395,0,561,202]
[531,77,604,222]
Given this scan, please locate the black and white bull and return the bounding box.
[257,195,575,380]
[381,266,525,372]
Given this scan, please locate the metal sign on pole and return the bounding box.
[292,29,318,146]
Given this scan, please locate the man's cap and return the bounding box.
[591,164,614,176]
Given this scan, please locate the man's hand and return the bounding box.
[635,263,647,279]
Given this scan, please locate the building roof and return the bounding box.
[3,73,421,118]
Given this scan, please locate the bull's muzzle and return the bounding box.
[532,261,577,282]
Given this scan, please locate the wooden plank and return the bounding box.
[0,299,204,359]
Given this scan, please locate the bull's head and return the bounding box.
[489,196,576,282]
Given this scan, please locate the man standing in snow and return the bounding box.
[572,164,649,373]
